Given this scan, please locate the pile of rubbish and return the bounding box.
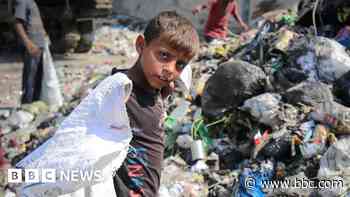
[1,5,350,197]
[88,15,146,58]
[159,7,350,197]
[68,15,146,56]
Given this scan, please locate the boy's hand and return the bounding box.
[238,22,250,32]
[27,42,41,58]
[242,24,250,32]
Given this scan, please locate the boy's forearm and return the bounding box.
[236,16,247,28]
[14,20,34,50]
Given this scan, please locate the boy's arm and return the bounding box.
[15,20,41,57]
[231,4,249,32]
[192,0,216,15]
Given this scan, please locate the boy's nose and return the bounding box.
[161,63,177,80]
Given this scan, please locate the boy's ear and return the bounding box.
[135,35,145,55]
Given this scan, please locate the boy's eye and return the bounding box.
[159,51,170,61]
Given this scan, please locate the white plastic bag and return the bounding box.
[41,40,64,111]
[178,64,192,91]
[317,137,350,196]
[240,93,282,127]
[296,37,350,83]
[16,73,133,197]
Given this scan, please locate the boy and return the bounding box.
[193,0,249,42]
[14,0,47,104]
[113,11,200,197]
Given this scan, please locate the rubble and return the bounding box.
[90,25,139,58]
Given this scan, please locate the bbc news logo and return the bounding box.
[8,169,103,183]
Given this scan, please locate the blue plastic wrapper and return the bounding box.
[336,27,350,48]
[234,161,274,197]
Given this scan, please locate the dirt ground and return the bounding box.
[0,52,134,108]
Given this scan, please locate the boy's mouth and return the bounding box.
[156,75,171,86]
[159,75,169,81]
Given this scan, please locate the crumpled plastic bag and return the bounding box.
[334,71,350,107]
[178,64,192,92]
[282,81,333,107]
[335,26,350,48]
[273,29,298,52]
[299,124,328,159]
[16,73,133,197]
[317,137,350,196]
[318,137,350,178]
[240,93,282,127]
[41,40,64,111]
[295,37,350,83]
[235,160,274,197]
[202,60,267,118]
[312,101,350,134]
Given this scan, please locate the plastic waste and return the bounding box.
[299,124,328,159]
[176,134,193,149]
[207,152,219,171]
[178,64,192,92]
[295,37,350,83]
[159,185,172,197]
[191,160,209,172]
[16,73,133,197]
[170,100,191,123]
[235,160,274,197]
[241,93,282,127]
[21,101,49,116]
[318,137,350,195]
[279,11,297,26]
[311,102,350,134]
[273,29,298,52]
[253,130,270,158]
[283,81,334,107]
[273,67,308,91]
[191,117,217,153]
[334,71,350,107]
[202,60,267,118]
[335,26,350,48]
[260,133,292,161]
[41,40,64,111]
[8,110,34,129]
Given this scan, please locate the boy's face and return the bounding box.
[136,35,193,90]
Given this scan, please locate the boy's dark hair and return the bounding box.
[144,11,200,58]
